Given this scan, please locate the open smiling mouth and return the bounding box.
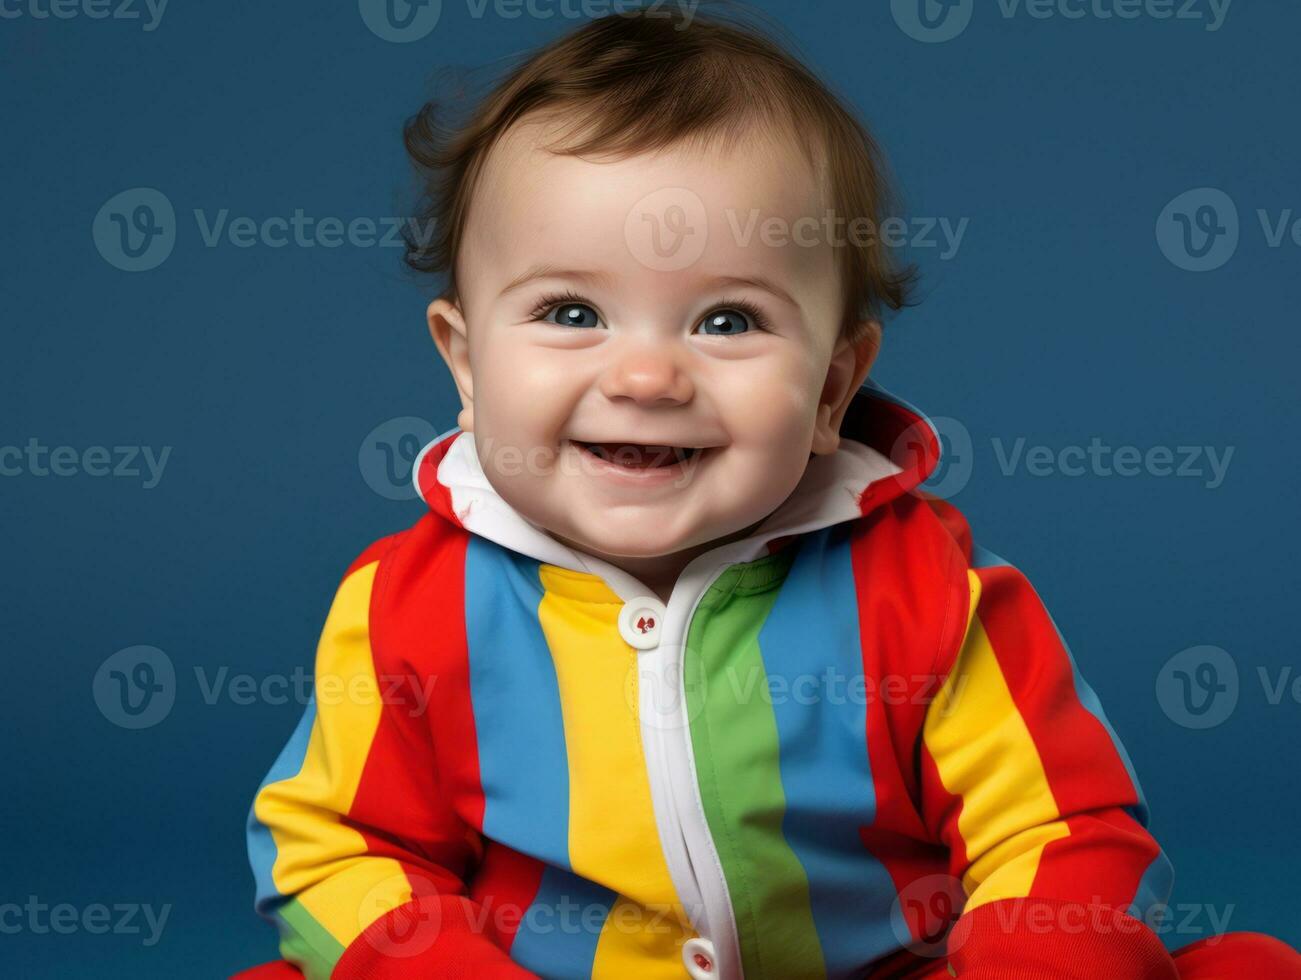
[571,441,703,470]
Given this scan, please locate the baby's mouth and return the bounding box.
[572,441,701,469]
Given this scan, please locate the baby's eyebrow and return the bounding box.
[710,275,800,309]
[500,264,614,296]
[501,265,800,309]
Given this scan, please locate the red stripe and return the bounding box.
[468,841,547,953]
[343,533,402,580]
[1028,810,1159,907]
[972,563,1139,816]
[343,514,488,901]
[849,496,972,928]
[970,561,1155,905]
[919,495,972,564]
[374,511,487,833]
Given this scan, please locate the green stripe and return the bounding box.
[684,551,826,978]
[277,898,346,980]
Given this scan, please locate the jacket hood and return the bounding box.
[411,379,941,599]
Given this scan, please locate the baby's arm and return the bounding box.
[245,538,534,980]
[918,526,1177,978]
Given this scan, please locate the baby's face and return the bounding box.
[430,117,875,561]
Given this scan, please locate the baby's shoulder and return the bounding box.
[333,510,464,597]
[845,490,976,583]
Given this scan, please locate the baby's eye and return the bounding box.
[696,308,754,336]
[541,302,601,329]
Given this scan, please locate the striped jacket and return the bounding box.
[246,382,1175,980]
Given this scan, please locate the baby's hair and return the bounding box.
[401,1,918,346]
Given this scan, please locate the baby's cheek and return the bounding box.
[729,372,819,449]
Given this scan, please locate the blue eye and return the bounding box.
[543,302,601,329]
[697,308,753,336]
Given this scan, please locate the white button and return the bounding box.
[618,595,666,650]
[683,937,717,978]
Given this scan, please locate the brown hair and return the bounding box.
[401,3,917,346]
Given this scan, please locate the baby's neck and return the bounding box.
[551,518,769,604]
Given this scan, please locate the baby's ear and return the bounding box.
[427,296,474,432]
[811,320,881,456]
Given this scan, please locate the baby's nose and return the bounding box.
[598,342,694,406]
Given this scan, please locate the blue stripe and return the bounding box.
[508,866,616,979]
[971,545,1150,824]
[464,537,571,867]
[247,697,318,917]
[758,525,907,976]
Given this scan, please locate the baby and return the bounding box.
[239,8,1300,980]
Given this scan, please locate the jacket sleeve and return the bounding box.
[918,538,1178,979]
[245,538,535,980]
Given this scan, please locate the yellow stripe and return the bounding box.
[252,561,413,951]
[923,570,1070,910]
[537,565,694,979]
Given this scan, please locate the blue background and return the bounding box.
[3,0,1297,975]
